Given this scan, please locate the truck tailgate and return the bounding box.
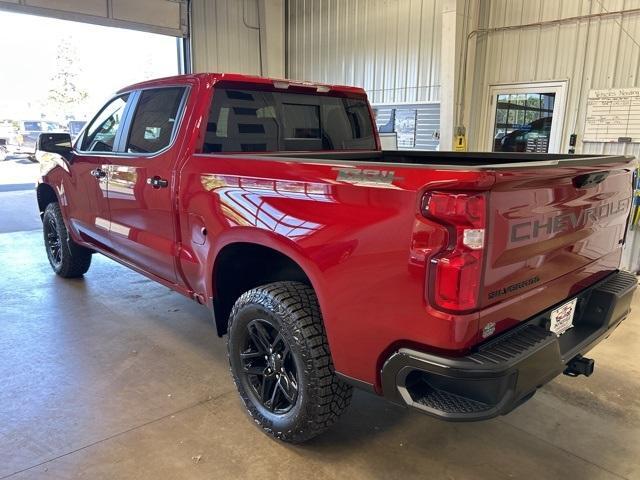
[481,160,634,310]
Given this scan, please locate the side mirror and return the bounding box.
[37,133,73,161]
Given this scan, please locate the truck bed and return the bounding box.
[254,150,633,169]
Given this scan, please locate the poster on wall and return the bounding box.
[394,109,417,148]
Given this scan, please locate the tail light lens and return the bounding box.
[422,192,487,312]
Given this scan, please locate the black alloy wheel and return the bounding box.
[240,318,299,414]
[44,215,63,268]
[227,282,353,443]
[42,202,92,278]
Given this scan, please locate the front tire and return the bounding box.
[228,281,353,443]
[43,202,92,278]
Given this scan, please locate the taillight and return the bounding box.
[422,192,487,312]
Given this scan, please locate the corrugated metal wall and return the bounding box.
[468,0,640,158]
[191,0,262,74]
[287,0,443,104]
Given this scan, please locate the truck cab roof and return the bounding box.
[117,73,368,97]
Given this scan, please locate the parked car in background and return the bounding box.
[0,124,12,161]
[67,120,86,139]
[0,139,7,162]
[494,116,553,152]
[16,120,65,160]
[36,73,637,443]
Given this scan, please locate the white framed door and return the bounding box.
[486,81,568,153]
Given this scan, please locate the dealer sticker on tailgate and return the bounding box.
[549,298,578,336]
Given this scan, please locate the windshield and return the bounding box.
[203,87,376,152]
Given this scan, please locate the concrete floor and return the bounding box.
[0,158,41,234]
[1,160,640,479]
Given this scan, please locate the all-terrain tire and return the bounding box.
[43,202,92,278]
[227,281,353,443]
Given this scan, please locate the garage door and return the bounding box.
[0,0,187,37]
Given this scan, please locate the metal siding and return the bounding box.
[287,0,443,104]
[469,0,640,159]
[191,0,262,74]
[415,104,441,149]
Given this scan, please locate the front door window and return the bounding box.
[81,94,129,152]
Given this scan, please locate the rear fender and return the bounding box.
[207,228,326,311]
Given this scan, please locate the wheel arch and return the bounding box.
[211,241,320,337]
[36,182,59,220]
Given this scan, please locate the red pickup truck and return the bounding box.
[36,73,637,443]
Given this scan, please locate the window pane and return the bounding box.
[283,104,321,138]
[126,87,185,154]
[203,88,376,153]
[82,94,129,152]
[493,91,555,153]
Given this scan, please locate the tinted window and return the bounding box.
[81,94,129,152]
[282,104,320,138]
[203,88,376,152]
[126,87,185,154]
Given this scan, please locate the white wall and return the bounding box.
[190,0,263,74]
[287,0,443,104]
[467,0,640,157]
[190,0,285,77]
[259,0,285,77]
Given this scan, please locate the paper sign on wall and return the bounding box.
[584,88,640,142]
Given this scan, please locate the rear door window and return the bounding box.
[125,87,186,154]
[203,88,376,152]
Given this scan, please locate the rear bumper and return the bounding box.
[381,270,637,421]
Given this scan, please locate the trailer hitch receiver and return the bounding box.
[564,355,595,377]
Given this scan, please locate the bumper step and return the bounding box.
[412,382,492,415]
[469,324,554,366]
[381,270,637,421]
[393,322,560,420]
[596,270,637,296]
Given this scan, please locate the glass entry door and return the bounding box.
[488,82,567,153]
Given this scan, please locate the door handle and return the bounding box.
[147,176,169,189]
[90,168,106,179]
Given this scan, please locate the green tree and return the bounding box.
[47,39,88,119]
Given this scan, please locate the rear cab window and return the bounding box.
[203,86,376,153]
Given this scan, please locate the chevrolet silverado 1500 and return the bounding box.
[35,73,637,443]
